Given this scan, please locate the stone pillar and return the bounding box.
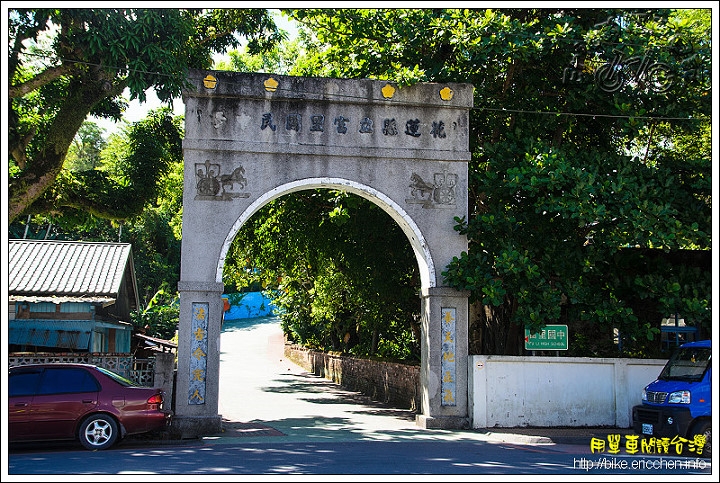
[416,286,470,429]
[152,351,176,412]
[170,280,224,438]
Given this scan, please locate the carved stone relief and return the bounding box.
[406,169,458,208]
[213,111,228,129]
[195,159,249,201]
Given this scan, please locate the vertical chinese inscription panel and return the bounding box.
[441,307,457,406]
[188,302,209,405]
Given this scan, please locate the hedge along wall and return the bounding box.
[284,344,420,411]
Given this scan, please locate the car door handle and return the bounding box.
[82,399,95,404]
[14,402,29,407]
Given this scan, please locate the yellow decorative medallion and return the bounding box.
[439,87,454,101]
[203,75,217,89]
[381,83,396,99]
[264,77,279,92]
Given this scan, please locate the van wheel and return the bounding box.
[689,421,711,459]
[79,414,119,450]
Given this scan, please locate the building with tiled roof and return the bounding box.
[8,239,140,353]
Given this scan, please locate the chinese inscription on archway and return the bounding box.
[441,307,457,406]
[188,303,209,405]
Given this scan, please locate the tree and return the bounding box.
[9,8,282,223]
[286,8,711,356]
[64,121,106,172]
[8,109,186,309]
[216,37,303,75]
[39,107,183,220]
[225,190,421,361]
[130,285,180,341]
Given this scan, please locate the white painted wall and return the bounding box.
[469,355,667,429]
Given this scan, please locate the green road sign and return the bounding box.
[524,324,569,350]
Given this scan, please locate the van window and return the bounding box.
[659,347,711,382]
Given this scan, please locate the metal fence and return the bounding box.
[8,352,156,387]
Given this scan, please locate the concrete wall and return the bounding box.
[152,352,176,412]
[285,344,420,411]
[222,292,277,320]
[285,346,667,429]
[469,355,667,429]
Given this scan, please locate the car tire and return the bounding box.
[79,414,119,450]
[688,420,711,459]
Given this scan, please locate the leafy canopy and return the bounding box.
[9,8,282,223]
[224,190,421,361]
[285,8,711,355]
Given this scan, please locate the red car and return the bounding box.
[9,363,172,450]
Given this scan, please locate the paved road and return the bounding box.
[217,316,431,443]
[214,316,632,447]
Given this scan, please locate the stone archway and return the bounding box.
[173,70,473,437]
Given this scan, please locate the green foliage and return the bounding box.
[224,190,421,361]
[130,285,180,340]
[286,8,711,355]
[9,8,282,223]
[31,107,183,221]
[64,122,107,172]
[216,38,303,75]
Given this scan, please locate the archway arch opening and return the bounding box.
[217,183,430,423]
[219,181,427,362]
[218,178,435,292]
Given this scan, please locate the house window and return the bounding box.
[92,330,106,352]
[660,315,698,353]
[60,302,91,313]
[30,302,56,313]
[16,303,30,319]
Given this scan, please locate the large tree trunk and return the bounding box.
[9,70,124,224]
[468,297,523,355]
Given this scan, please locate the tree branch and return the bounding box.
[9,63,77,98]
[9,72,126,224]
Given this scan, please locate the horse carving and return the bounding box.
[409,173,434,200]
[220,166,247,191]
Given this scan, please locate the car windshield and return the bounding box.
[658,347,711,382]
[95,366,139,387]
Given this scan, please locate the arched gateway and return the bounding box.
[173,69,473,437]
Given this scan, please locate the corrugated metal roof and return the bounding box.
[9,239,134,300]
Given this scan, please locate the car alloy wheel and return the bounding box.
[79,414,119,450]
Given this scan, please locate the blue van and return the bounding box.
[632,339,712,457]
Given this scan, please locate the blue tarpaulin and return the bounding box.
[222,292,277,320]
